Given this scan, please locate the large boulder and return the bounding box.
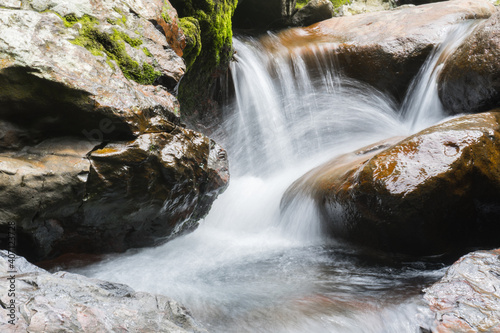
[0,0,230,262]
[0,251,208,332]
[0,0,186,138]
[439,11,500,115]
[424,249,500,332]
[0,128,229,262]
[266,0,495,102]
[281,111,500,256]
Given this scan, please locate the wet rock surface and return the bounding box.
[439,11,500,115]
[0,0,184,138]
[0,0,230,262]
[282,111,500,256]
[267,0,495,102]
[0,251,208,332]
[424,249,500,332]
[0,128,229,262]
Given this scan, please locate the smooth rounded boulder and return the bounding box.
[281,111,500,256]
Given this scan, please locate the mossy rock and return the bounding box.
[179,16,202,70]
[170,0,238,129]
[63,14,161,85]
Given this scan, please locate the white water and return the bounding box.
[72,23,476,332]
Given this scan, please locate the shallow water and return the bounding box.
[72,22,476,333]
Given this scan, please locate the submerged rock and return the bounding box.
[266,0,495,102]
[424,249,500,332]
[439,11,500,115]
[0,251,208,332]
[281,111,500,256]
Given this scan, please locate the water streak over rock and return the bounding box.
[439,11,500,115]
[267,0,495,102]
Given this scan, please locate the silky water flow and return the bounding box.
[73,22,477,333]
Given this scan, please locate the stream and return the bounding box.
[72,22,477,333]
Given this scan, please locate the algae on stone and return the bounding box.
[63,14,161,85]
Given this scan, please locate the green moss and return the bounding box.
[64,14,160,85]
[170,0,238,114]
[179,17,202,70]
[296,0,308,9]
[112,28,142,48]
[142,47,153,57]
[62,13,97,28]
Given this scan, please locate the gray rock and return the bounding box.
[291,0,334,27]
[424,249,500,332]
[0,251,208,332]
[0,0,230,262]
[0,0,185,138]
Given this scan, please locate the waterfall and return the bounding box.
[73,22,477,333]
[400,21,479,131]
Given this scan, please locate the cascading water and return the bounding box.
[72,22,477,333]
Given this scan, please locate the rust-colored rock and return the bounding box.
[281,111,500,255]
[424,249,500,332]
[266,0,495,102]
[439,11,500,115]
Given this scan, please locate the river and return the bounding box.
[72,21,476,333]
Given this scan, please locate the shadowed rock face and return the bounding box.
[439,11,500,115]
[0,128,229,262]
[0,0,230,262]
[233,0,297,29]
[265,0,495,103]
[281,111,500,256]
[0,251,208,332]
[424,249,500,332]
